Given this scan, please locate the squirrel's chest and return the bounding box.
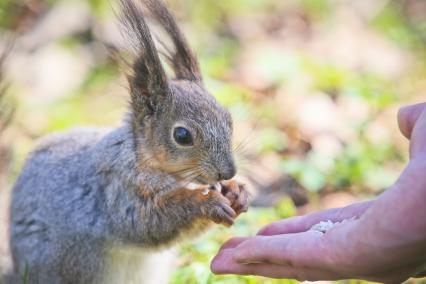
[102,245,176,284]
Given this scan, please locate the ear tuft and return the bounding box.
[145,0,202,81]
[119,0,169,115]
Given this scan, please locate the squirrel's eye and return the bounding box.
[173,127,193,146]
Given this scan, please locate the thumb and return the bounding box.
[397,102,426,159]
[398,103,426,140]
[409,107,426,158]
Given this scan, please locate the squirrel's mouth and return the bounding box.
[195,178,223,193]
[185,181,222,193]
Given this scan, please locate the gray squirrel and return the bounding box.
[7,0,249,283]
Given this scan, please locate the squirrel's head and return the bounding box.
[121,0,236,184]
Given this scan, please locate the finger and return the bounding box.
[257,201,373,236]
[212,247,297,278]
[211,248,340,280]
[257,216,307,236]
[219,237,250,251]
[398,103,426,139]
[409,105,426,157]
[234,264,341,281]
[233,231,324,266]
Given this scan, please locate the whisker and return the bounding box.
[233,122,260,154]
[234,147,257,176]
[174,169,202,181]
[162,168,201,190]
[137,155,209,189]
[235,147,253,159]
[169,165,202,176]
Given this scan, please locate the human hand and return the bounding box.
[211,202,384,281]
[211,103,426,281]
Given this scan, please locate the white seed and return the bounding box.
[310,220,337,233]
[186,182,199,191]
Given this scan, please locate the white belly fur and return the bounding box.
[103,245,176,284]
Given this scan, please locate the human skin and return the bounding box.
[211,103,426,282]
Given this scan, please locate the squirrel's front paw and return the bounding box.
[220,180,250,216]
[202,191,236,227]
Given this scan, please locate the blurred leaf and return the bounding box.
[274,198,296,219]
[300,166,326,192]
[371,2,421,49]
[201,38,240,79]
[257,128,288,154]
[256,50,301,87]
[280,158,326,192]
[207,79,251,107]
[300,0,332,20]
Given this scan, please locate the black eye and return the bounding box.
[173,127,193,146]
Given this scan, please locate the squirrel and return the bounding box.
[7,0,250,283]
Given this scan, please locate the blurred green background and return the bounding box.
[1,0,426,283]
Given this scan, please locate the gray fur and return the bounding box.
[9,0,240,283]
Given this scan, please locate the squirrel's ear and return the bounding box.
[120,0,169,116]
[146,0,202,82]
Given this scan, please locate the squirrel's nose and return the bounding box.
[218,163,236,181]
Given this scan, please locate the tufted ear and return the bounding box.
[120,0,170,117]
[145,0,202,82]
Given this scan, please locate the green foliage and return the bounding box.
[257,128,288,154]
[200,38,240,79]
[304,59,398,109]
[0,0,25,29]
[300,0,332,20]
[208,80,251,107]
[87,0,112,16]
[40,63,121,132]
[280,157,326,193]
[280,140,402,193]
[371,2,421,49]
[331,140,400,190]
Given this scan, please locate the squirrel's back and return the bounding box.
[10,127,112,278]
[12,126,110,202]
[11,126,111,225]
[31,127,109,158]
